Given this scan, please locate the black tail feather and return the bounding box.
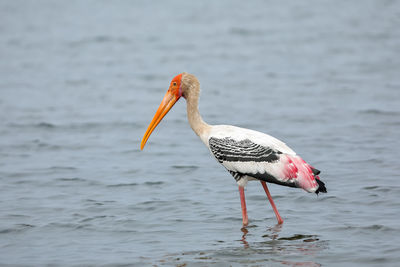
[311,167,321,176]
[315,179,327,195]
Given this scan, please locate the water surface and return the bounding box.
[1,0,400,266]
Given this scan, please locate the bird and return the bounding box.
[140,72,327,226]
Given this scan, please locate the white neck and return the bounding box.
[186,90,211,143]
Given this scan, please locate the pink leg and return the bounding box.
[238,186,249,226]
[260,181,284,224]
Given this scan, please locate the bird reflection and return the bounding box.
[238,223,323,267]
[240,226,249,248]
[240,223,283,248]
[266,223,283,240]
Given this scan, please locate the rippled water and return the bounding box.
[1,0,400,266]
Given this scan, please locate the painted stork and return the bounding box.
[140,73,326,226]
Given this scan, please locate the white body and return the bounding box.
[199,125,319,192]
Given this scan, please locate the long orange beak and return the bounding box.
[140,90,180,150]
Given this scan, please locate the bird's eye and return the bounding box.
[173,82,177,86]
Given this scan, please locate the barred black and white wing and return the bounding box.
[206,125,325,193]
[209,137,282,164]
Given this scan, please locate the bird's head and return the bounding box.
[140,72,199,150]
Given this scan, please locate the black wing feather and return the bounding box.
[209,137,296,188]
[209,137,282,163]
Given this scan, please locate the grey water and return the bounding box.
[1,0,400,266]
